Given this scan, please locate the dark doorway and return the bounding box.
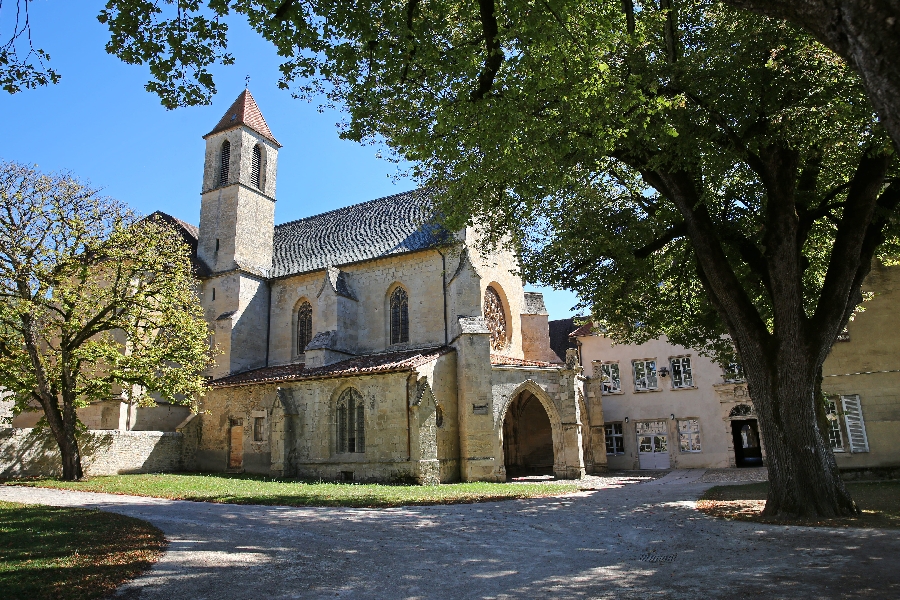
[731,419,763,467]
[503,392,554,477]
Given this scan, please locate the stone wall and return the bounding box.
[200,360,461,483]
[0,426,195,477]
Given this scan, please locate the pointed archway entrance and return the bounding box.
[502,391,555,477]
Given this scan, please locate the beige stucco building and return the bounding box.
[574,264,900,472]
[822,262,900,474]
[572,329,762,470]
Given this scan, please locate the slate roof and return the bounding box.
[204,89,280,146]
[271,188,450,278]
[209,346,453,388]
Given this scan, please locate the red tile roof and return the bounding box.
[209,346,453,388]
[204,89,280,146]
[569,321,597,338]
[490,354,558,368]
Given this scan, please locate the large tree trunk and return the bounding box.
[741,341,857,517]
[56,416,84,481]
[723,0,900,153]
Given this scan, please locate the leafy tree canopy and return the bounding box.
[0,161,213,479]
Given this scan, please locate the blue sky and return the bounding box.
[0,1,580,319]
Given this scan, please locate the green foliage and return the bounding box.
[240,0,899,362]
[0,161,213,422]
[7,473,579,508]
[0,501,165,600]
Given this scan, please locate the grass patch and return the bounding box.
[5,472,579,508]
[697,480,900,528]
[0,501,165,600]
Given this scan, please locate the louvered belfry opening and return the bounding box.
[251,144,262,189]
[336,388,365,453]
[390,287,409,344]
[220,140,231,186]
[296,301,312,355]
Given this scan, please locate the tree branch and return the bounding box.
[470,0,503,101]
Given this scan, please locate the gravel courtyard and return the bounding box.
[2,471,897,599]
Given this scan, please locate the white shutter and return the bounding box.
[841,394,870,453]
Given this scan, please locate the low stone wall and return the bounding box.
[0,427,192,477]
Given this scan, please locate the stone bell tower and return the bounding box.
[198,89,281,377]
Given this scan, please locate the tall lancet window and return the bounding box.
[390,287,409,344]
[219,140,231,186]
[296,301,312,355]
[251,144,262,189]
[336,388,365,453]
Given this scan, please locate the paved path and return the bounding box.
[2,478,897,599]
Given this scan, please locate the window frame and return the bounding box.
[389,286,410,345]
[251,144,263,189]
[604,422,625,455]
[669,355,694,389]
[336,388,366,454]
[219,140,231,187]
[632,358,658,391]
[594,361,622,394]
[295,300,313,357]
[824,397,844,452]
[677,418,702,453]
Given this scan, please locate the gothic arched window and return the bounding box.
[483,285,508,351]
[336,388,365,453]
[219,140,231,186]
[296,301,312,355]
[390,286,409,344]
[251,144,262,189]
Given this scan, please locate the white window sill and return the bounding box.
[633,388,662,393]
[602,390,625,395]
[679,450,703,454]
[671,385,698,391]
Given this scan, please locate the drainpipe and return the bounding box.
[265,281,272,367]
[438,249,448,346]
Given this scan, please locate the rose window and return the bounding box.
[483,286,508,351]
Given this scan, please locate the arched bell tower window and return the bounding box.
[390,286,409,344]
[219,140,231,186]
[296,300,312,355]
[483,285,508,351]
[251,144,262,189]
[336,388,365,453]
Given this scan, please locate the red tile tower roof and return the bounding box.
[204,89,280,146]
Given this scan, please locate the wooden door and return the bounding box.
[229,419,244,469]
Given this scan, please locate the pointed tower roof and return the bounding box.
[204,89,281,146]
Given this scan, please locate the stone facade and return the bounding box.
[0,415,200,477]
[179,90,593,483]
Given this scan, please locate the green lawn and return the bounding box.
[697,480,900,528]
[0,501,165,600]
[5,472,578,508]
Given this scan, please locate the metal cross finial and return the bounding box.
[245,75,250,89]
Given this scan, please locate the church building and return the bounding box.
[182,90,607,483]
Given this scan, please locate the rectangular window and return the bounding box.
[678,419,702,452]
[593,362,621,394]
[605,422,625,455]
[824,398,844,452]
[632,359,658,391]
[670,356,693,388]
[253,417,265,442]
[723,362,744,383]
[840,394,869,453]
